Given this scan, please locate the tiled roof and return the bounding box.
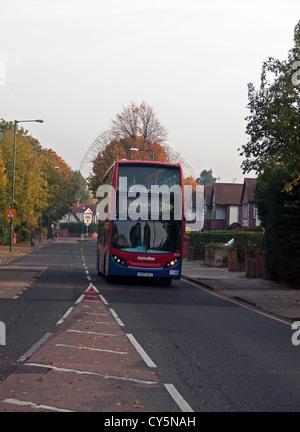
[212,183,243,205]
[72,204,97,214]
[241,178,257,203]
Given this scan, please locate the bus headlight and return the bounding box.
[164,258,179,268]
[112,254,127,267]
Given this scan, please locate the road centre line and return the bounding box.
[0,399,74,413]
[55,343,128,355]
[25,363,157,385]
[126,334,157,368]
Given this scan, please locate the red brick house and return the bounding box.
[240,178,260,229]
[203,178,260,231]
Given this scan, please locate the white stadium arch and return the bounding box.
[80,133,199,180]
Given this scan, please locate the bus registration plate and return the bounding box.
[137,272,154,277]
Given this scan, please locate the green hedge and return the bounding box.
[190,231,265,261]
[59,222,98,233]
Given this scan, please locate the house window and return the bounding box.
[242,204,249,219]
[213,205,226,220]
[242,203,249,227]
[205,206,212,220]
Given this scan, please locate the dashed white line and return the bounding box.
[75,294,85,304]
[56,307,74,325]
[109,308,125,327]
[126,334,157,368]
[164,384,194,412]
[17,332,53,363]
[100,294,108,305]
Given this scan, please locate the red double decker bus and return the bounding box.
[96,160,184,285]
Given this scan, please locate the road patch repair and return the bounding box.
[0,284,192,412]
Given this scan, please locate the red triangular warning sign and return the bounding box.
[5,209,16,219]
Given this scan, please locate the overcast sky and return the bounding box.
[0,0,299,182]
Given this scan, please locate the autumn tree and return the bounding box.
[111,101,168,146]
[88,136,168,192]
[88,102,169,193]
[42,149,77,226]
[0,124,48,229]
[0,120,77,241]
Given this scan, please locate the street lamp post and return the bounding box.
[10,119,44,252]
[130,147,154,161]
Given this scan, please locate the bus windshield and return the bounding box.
[112,220,182,254]
[117,164,181,191]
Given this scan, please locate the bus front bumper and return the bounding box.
[108,254,182,279]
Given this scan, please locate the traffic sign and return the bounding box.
[5,209,16,219]
[84,208,93,225]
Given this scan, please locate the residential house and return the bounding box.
[240,178,260,228]
[60,203,98,224]
[203,178,260,231]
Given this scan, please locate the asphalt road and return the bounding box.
[1,238,300,412]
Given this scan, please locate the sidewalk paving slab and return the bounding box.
[181,260,300,321]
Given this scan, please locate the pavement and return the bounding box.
[181,260,300,322]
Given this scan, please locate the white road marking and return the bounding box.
[56,307,74,325]
[75,319,116,324]
[100,295,108,305]
[109,308,125,327]
[26,363,157,385]
[78,311,108,316]
[0,398,73,412]
[17,332,53,363]
[164,384,194,412]
[67,329,119,337]
[55,343,128,355]
[126,333,157,368]
[75,294,84,304]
